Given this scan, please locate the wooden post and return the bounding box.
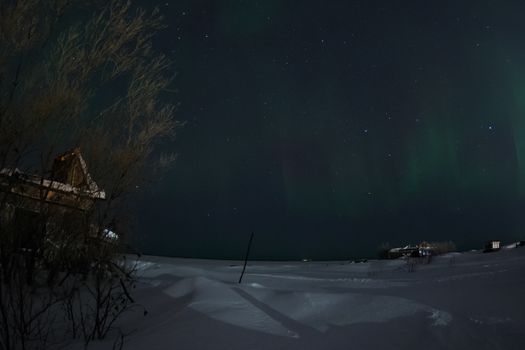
[238,232,254,284]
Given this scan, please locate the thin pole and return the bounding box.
[238,232,254,284]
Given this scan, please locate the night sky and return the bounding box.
[136,0,525,260]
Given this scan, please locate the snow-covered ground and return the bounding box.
[96,246,525,349]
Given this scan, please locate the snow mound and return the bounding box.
[164,277,298,338]
[244,288,451,332]
[427,309,452,326]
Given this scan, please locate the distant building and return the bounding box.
[387,245,417,259]
[483,240,501,253]
[386,242,436,259]
[417,241,435,257]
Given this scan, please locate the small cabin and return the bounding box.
[484,240,501,253]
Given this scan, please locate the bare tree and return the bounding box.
[0,1,181,349]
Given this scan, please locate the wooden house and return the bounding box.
[0,148,106,247]
[0,148,105,212]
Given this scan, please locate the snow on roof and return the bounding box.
[75,150,105,198]
[0,148,106,200]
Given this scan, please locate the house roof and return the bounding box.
[52,147,105,198]
[0,148,106,200]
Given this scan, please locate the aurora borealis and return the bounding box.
[138,0,525,260]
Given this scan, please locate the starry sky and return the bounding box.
[136,0,525,260]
